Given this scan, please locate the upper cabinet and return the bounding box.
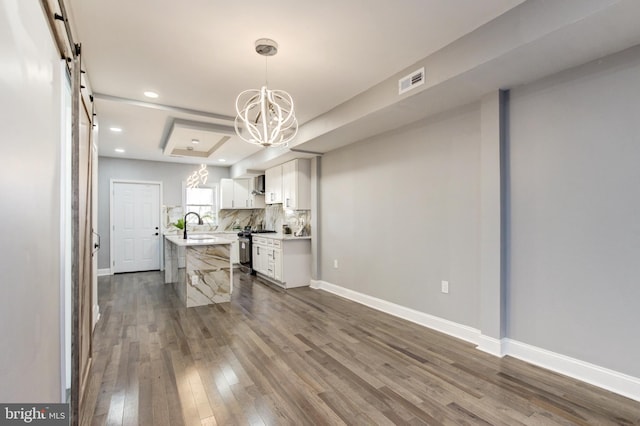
[266,159,311,209]
[220,178,265,209]
[219,178,235,209]
[265,165,283,204]
[233,179,250,208]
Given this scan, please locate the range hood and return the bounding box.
[252,175,265,195]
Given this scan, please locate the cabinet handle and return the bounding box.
[232,200,234,208]
[257,247,260,255]
[286,198,290,208]
[246,200,248,207]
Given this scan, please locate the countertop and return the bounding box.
[251,233,312,241]
[164,234,235,247]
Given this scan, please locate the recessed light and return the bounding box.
[144,91,159,98]
[110,127,122,132]
[218,159,226,162]
[191,139,199,144]
[115,148,125,153]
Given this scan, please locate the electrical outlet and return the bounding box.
[192,275,199,284]
[441,280,449,294]
[333,259,339,269]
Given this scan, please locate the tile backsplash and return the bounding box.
[163,204,311,236]
[266,205,311,236]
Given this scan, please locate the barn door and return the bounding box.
[77,91,94,409]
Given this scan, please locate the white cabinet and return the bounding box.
[265,165,282,204]
[233,179,250,208]
[219,178,235,209]
[252,237,282,280]
[220,178,265,209]
[252,236,309,288]
[265,159,311,209]
[252,243,262,272]
[282,159,310,210]
[252,237,268,274]
[273,243,283,282]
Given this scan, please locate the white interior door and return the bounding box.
[113,182,160,273]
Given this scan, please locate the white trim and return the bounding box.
[92,305,100,331]
[97,268,111,277]
[503,339,640,402]
[476,334,506,357]
[311,280,480,345]
[109,179,163,274]
[311,279,640,402]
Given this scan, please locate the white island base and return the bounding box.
[164,235,233,307]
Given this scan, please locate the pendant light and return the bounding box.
[234,39,298,147]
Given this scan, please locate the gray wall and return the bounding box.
[0,2,63,401]
[319,104,481,328]
[507,46,640,377]
[97,157,229,269]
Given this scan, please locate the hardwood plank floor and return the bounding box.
[81,271,640,425]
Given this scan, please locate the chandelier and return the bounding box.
[186,164,208,189]
[234,39,298,147]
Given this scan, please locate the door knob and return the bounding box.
[155,232,159,236]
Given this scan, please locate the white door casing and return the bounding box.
[111,181,161,273]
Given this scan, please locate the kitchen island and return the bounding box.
[164,234,234,307]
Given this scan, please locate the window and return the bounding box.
[185,185,218,225]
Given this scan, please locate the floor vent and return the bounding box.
[398,67,425,95]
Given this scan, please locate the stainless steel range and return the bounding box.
[237,228,276,273]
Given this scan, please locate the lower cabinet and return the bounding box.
[273,247,283,282]
[252,242,266,274]
[252,236,310,288]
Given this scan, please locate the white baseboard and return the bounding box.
[97,268,112,277]
[503,339,640,402]
[310,280,479,345]
[476,334,506,357]
[311,279,640,402]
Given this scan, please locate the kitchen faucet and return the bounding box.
[183,212,203,239]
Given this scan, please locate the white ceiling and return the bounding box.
[65,0,524,166]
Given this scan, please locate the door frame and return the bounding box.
[109,179,163,274]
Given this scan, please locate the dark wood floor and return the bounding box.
[81,271,640,425]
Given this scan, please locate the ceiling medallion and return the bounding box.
[234,38,298,147]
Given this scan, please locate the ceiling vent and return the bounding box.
[398,67,425,95]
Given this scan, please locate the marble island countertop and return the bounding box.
[164,234,235,246]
